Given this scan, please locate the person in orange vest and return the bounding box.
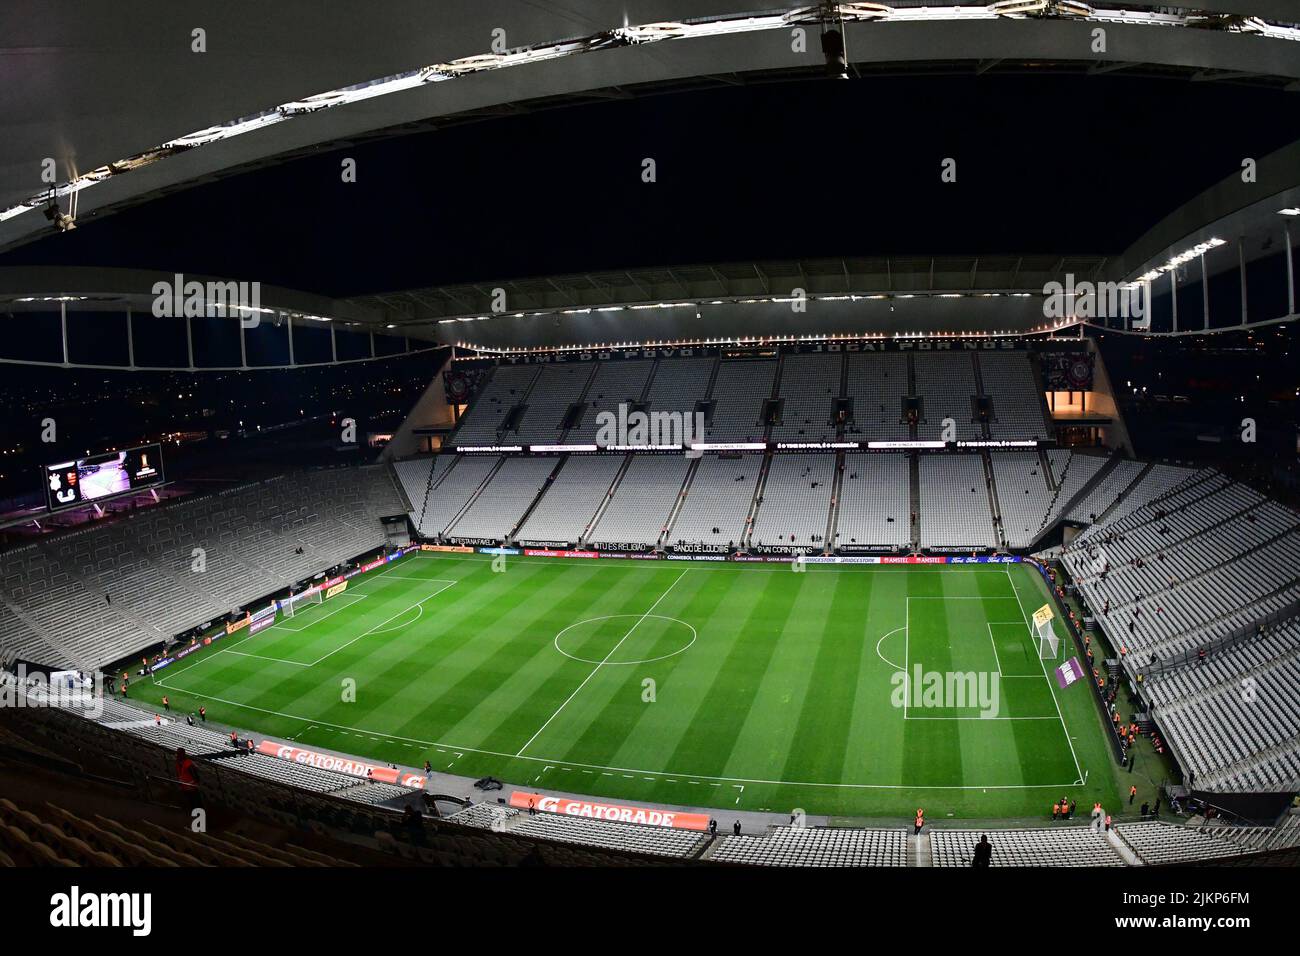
[162,695,169,712]
[1129,785,1137,804]
[914,808,924,835]
[1052,801,1060,821]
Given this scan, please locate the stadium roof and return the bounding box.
[4,1,1300,254]
[345,139,1300,347]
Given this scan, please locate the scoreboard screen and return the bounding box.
[44,444,165,512]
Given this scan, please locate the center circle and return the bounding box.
[554,614,697,666]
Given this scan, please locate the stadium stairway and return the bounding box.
[659,455,701,549]
[981,451,1006,549]
[1024,452,1121,550]
[913,832,932,866]
[1037,447,1058,493]
[741,454,775,549]
[1105,829,1143,865]
[553,364,602,446]
[908,453,921,550]
[579,453,633,545]
[1092,462,1156,525]
[506,455,568,541]
[823,451,845,551]
[441,456,506,537]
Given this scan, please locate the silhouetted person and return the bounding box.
[972,834,992,868]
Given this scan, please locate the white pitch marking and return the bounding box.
[272,593,369,632]
[153,566,1086,793]
[987,622,1006,677]
[1005,566,1085,785]
[308,579,457,666]
[875,625,906,671]
[514,568,689,757]
[223,649,312,667]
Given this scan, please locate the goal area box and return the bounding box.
[283,588,322,618]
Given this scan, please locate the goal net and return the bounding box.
[1033,604,1059,660]
[283,587,322,618]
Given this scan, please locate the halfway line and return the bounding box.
[514,568,689,756]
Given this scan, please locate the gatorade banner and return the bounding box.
[509,791,710,830]
[258,741,426,789]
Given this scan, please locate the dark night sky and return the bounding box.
[4,73,1300,297]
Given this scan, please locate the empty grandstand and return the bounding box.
[666,454,759,548]
[918,453,997,550]
[703,359,776,443]
[844,352,910,442]
[979,351,1052,441]
[834,453,911,551]
[771,352,841,443]
[748,454,834,549]
[586,455,692,549]
[515,455,624,545]
[445,455,558,542]
[0,465,403,669]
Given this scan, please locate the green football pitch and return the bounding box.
[151,553,1123,819]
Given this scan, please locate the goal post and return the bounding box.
[283,587,322,618]
[1032,604,1060,660]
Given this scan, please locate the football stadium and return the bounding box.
[1,3,1299,911]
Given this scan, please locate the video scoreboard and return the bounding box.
[44,444,166,512]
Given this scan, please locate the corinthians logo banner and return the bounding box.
[509,791,710,830]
